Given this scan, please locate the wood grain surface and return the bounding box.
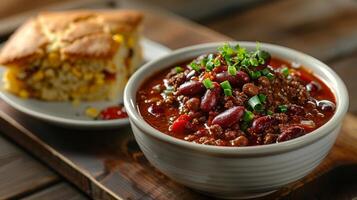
[0,135,59,199]
[0,0,357,199]
[22,182,88,200]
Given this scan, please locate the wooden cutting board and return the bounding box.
[0,10,356,200]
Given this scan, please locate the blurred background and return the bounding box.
[0,0,356,112]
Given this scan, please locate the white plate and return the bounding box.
[0,38,171,129]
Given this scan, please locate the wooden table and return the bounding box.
[1,0,357,199]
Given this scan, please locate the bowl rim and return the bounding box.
[124,41,349,156]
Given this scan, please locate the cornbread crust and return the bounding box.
[0,19,48,65]
[0,10,143,65]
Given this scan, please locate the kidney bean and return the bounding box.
[212,65,227,73]
[215,72,236,84]
[306,100,317,109]
[177,81,204,96]
[185,97,200,111]
[200,83,221,112]
[242,83,259,96]
[237,71,250,83]
[258,76,270,86]
[318,100,336,112]
[251,116,278,133]
[211,106,245,127]
[214,71,250,86]
[306,81,321,93]
[277,125,306,142]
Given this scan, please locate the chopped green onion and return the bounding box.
[249,71,262,79]
[175,66,183,73]
[248,95,262,111]
[213,58,221,67]
[236,46,247,60]
[202,78,214,89]
[228,66,237,76]
[281,67,289,77]
[257,50,271,64]
[218,43,235,57]
[206,64,214,71]
[220,80,232,90]
[243,110,254,122]
[278,105,288,113]
[189,62,200,71]
[258,94,266,103]
[249,57,259,67]
[240,122,249,131]
[266,72,275,80]
[241,58,250,67]
[205,54,216,71]
[224,89,232,96]
[261,68,270,75]
[267,110,274,115]
[256,42,261,50]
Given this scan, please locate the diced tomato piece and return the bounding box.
[170,114,192,134]
[99,106,128,120]
[176,114,191,122]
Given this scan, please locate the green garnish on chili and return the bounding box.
[281,67,289,77]
[189,62,200,71]
[248,95,263,111]
[228,65,237,76]
[203,78,214,89]
[224,89,232,96]
[243,110,254,122]
[278,105,288,113]
[220,80,232,90]
[175,66,183,73]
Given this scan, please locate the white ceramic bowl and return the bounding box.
[124,42,348,199]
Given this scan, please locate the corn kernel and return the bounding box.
[96,78,104,85]
[63,63,70,71]
[95,74,104,85]
[128,36,135,48]
[78,86,87,94]
[112,34,124,43]
[71,68,82,78]
[48,52,60,67]
[32,71,44,81]
[48,52,59,61]
[85,107,98,118]
[44,69,55,77]
[19,90,29,99]
[84,73,93,80]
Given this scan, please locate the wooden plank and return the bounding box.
[22,182,88,200]
[0,134,59,199]
[206,0,357,62]
[0,7,356,200]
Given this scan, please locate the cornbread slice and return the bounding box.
[0,10,143,101]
